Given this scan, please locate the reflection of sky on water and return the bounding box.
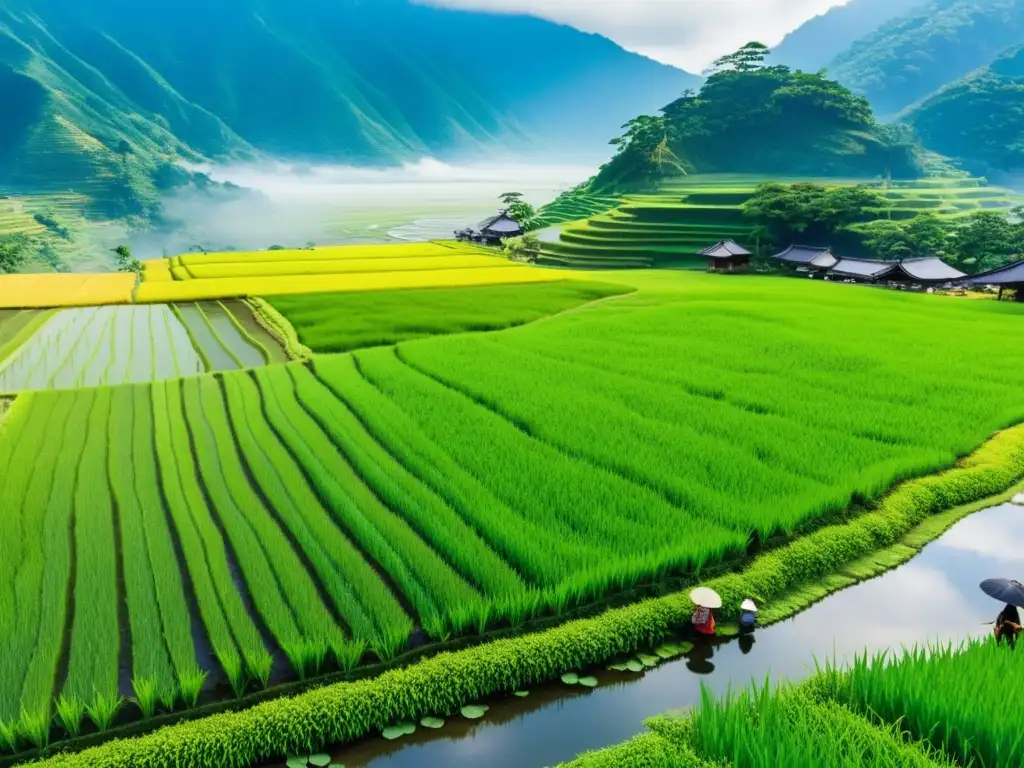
[330,504,1024,768]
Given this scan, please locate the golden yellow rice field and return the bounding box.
[171,242,464,267]
[179,254,517,280]
[134,265,566,303]
[0,273,135,308]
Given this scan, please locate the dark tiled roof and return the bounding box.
[965,259,1024,285]
[699,240,752,258]
[774,245,833,265]
[830,258,898,279]
[809,251,839,269]
[895,258,966,282]
[479,211,522,234]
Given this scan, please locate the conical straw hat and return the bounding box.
[741,599,758,612]
[690,587,722,609]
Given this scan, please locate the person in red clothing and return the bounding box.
[692,604,716,636]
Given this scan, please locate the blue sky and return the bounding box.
[422,0,849,71]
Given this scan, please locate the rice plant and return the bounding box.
[17,706,51,749]
[690,679,954,767]
[54,695,85,738]
[177,669,207,709]
[131,677,160,719]
[84,692,124,732]
[842,640,1024,767]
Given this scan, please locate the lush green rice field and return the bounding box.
[1,269,1023,752]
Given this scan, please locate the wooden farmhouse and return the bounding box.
[699,240,751,271]
[965,259,1024,300]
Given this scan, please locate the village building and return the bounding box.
[699,240,751,271]
[828,258,898,282]
[964,260,1024,301]
[886,257,966,285]
[773,245,839,272]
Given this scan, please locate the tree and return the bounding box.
[708,42,770,74]
[0,234,31,274]
[949,211,1021,273]
[112,244,141,274]
[500,193,537,231]
[857,214,954,261]
[742,182,888,246]
[504,233,541,263]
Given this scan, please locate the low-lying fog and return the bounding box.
[132,159,594,257]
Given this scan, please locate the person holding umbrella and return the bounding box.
[690,587,721,636]
[980,579,1024,649]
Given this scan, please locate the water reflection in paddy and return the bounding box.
[280,502,1024,768]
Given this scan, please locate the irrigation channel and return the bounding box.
[264,499,1024,768]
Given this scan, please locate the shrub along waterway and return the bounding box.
[294,499,1024,768]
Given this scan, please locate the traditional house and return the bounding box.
[828,258,898,282]
[478,210,523,244]
[699,240,751,271]
[886,257,966,285]
[964,260,1024,300]
[773,245,839,272]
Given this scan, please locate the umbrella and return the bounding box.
[741,599,758,613]
[690,587,722,609]
[980,578,1024,608]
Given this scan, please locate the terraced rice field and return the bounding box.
[1,270,1023,745]
[136,242,565,303]
[539,176,1023,269]
[0,302,284,393]
[0,273,135,309]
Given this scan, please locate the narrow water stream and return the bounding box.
[274,501,1024,767]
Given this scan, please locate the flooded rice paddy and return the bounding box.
[0,301,284,393]
[274,501,1024,768]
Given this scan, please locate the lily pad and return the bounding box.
[382,722,416,740]
[578,676,598,688]
[655,643,685,659]
[461,704,489,719]
[638,654,660,668]
[608,662,629,672]
[625,659,644,672]
[309,756,332,767]
[561,672,579,685]
[420,717,445,729]
[513,690,530,697]
[286,759,308,768]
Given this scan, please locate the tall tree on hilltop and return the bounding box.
[707,42,770,74]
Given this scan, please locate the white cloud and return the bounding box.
[419,0,851,71]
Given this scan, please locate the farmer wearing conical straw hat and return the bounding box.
[690,588,721,636]
[740,599,758,633]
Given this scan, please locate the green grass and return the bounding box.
[266,280,632,353]
[841,641,1024,766]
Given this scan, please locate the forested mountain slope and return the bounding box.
[906,44,1024,179]
[770,0,925,73]
[591,44,922,192]
[0,0,696,214]
[829,0,1024,116]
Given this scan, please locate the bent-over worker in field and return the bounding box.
[739,599,758,632]
[995,603,1022,649]
[691,605,716,636]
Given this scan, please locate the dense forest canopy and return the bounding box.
[829,0,1024,117]
[906,45,1024,180]
[592,43,922,192]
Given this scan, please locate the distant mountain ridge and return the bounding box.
[905,44,1024,179]
[770,0,926,73]
[0,0,697,216]
[827,0,1024,117]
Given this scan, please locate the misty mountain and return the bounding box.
[827,0,1024,117]
[905,44,1024,179]
[770,0,926,74]
[0,0,697,215]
